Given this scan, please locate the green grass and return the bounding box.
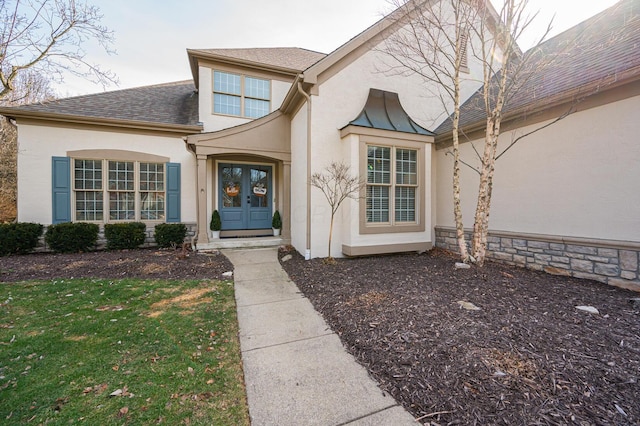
[0,278,249,425]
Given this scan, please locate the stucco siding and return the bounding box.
[306,45,446,258]
[435,94,640,243]
[16,123,196,225]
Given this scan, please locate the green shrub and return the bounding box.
[0,222,44,256]
[154,223,187,248]
[104,222,146,250]
[210,210,221,231]
[272,210,282,229]
[45,222,99,253]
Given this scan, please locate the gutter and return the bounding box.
[297,81,312,260]
[0,109,203,135]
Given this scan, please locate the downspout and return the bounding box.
[297,81,312,260]
[184,137,199,249]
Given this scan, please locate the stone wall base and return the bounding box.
[435,226,640,292]
[35,223,198,253]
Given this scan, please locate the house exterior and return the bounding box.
[1,0,639,291]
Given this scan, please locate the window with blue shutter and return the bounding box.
[166,162,181,223]
[52,156,71,224]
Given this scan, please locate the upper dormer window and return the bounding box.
[213,71,271,119]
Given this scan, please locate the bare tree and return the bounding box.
[310,162,365,260]
[0,70,55,222]
[383,0,480,262]
[0,0,117,102]
[383,0,558,265]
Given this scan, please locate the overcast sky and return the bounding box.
[56,0,619,97]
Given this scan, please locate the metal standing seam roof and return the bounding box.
[345,88,434,136]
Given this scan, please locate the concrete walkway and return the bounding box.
[222,247,416,426]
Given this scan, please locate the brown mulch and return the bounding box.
[279,247,640,425]
[0,248,233,282]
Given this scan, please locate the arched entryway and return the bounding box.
[186,112,291,246]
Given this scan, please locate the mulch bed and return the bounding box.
[279,247,640,425]
[0,248,233,282]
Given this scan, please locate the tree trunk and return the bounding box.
[452,81,469,262]
[328,211,335,259]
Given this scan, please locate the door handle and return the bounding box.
[247,195,250,204]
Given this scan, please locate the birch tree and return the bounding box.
[310,162,364,261]
[384,0,556,265]
[383,0,480,262]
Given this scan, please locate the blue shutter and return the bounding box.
[52,157,71,224]
[166,162,181,223]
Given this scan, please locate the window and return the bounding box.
[366,145,418,225]
[213,71,270,118]
[74,159,103,221]
[73,159,166,222]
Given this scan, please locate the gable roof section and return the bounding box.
[436,0,640,137]
[303,0,506,86]
[0,80,202,133]
[187,47,326,87]
[344,88,434,135]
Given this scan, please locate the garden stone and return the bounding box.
[576,306,599,314]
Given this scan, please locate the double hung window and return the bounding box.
[366,145,418,225]
[213,71,270,118]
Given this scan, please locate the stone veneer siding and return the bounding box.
[435,226,640,292]
[37,223,198,252]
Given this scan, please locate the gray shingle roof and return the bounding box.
[436,0,640,136]
[345,88,434,135]
[189,47,326,71]
[1,80,200,128]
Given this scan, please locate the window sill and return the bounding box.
[359,222,425,235]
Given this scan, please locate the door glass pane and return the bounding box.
[222,167,242,208]
[250,168,268,208]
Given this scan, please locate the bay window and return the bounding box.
[363,143,422,233]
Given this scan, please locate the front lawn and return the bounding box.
[0,277,249,425]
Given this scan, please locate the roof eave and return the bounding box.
[0,109,203,134]
[186,49,303,85]
[434,69,640,145]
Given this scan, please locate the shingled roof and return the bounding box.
[436,0,640,136]
[0,80,201,131]
[188,47,326,72]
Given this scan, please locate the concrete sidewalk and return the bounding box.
[222,247,416,426]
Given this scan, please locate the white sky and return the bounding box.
[56,0,619,97]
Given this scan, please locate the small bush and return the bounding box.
[210,210,221,231]
[104,222,146,250]
[272,210,282,229]
[154,223,187,248]
[0,222,43,256]
[45,222,99,253]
